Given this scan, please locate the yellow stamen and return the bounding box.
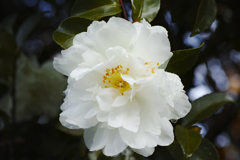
[103,65,131,95]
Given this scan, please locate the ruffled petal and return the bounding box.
[158,117,174,146]
[112,94,129,107]
[60,101,98,129]
[132,20,172,66]
[165,72,191,119]
[85,124,127,156]
[94,17,137,54]
[103,129,127,156]
[96,88,119,111]
[84,123,99,149]
[53,45,88,76]
[97,111,109,122]
[119,98,160,149]
[108,98,140,132]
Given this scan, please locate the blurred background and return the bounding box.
[0,0,239,159]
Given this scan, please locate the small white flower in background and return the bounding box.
[53,17,191,157]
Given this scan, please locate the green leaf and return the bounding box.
[190,139,219,160]
[166,42,204,75]
[182,93,235,127]
[71,0,122,20]
[167,140,186,160]
[175,125,202,159]
[191,0,217,37]
[131,0,161,22]
[53,17,92,49]
[16,12,44,48]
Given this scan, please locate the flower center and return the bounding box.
[103,65,131,95]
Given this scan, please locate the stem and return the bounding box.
[119,0,128,20]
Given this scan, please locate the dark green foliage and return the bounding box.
[191,0,217,37]
[131,0,161,22]
[182,93,235,127]
[166,43,204,75]
[53,17,92,49]
[71,0,122,20]
[175,126,202,159]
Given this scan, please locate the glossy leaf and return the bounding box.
[53,17,92,49]
[166,43,204,75]
[131,0,161,22]
[191,0,217,37]
[71,0,122,20]
[190,139,219,160]
[16,12,44,48]
[182,93,235,127]
[175,125,202,159]
[167,141,186,160]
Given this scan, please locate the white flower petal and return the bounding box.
[132,147,155,157]
[132,20,172,65]
[85,107,99,119]
[151,26,168,35]
[60,101,98,129]
[87,21,106,35]
[108,98,140,132]
[67,87,92,102]
[81,49,107,67]
[84,124,99,149]
[53,45,87,76]
[119,98,160,149]
[168,92,192,120]
[60,98,71,111]
[85,124,127,156]
[90,125,110,151]
[103,129,127,156]
[96,88,120,111]
[122,99,140,133]
[112,94,129,107]
[135,75,171,118]
[119,127,146,149]
[158,117,174,146]
[73,32,95,49]
[95,17,137,53]
[97,111,109,122]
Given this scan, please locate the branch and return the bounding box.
[119,0,128,20]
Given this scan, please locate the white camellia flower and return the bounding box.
[53,17,191,157]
